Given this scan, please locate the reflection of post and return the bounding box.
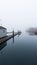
[13,29,14,43]
[13,36,14,43]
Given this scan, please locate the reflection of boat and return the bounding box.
[0,42,7,50]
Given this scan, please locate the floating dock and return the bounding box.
[0,31,21,44]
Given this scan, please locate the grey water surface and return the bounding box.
[0,32,37,65]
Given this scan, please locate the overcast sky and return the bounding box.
[0,0,37,32]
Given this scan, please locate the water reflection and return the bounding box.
[12,31,22,43]
[13,34,20,43]
[13,36,14,43]
[0,31,22,50]
[0,42,7,51]
[0,42,7,55]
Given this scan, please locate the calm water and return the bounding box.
[0,32,37,65]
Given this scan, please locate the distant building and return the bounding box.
[0,26,7,38]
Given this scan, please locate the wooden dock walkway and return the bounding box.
[0,31,21,44]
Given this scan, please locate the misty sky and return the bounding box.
[0,0,37,32]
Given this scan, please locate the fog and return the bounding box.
[0,0,37,32]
